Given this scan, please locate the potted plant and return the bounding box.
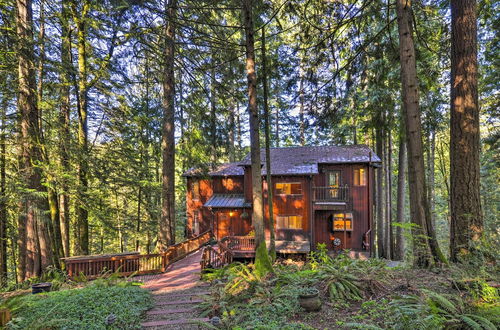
[298,287,321,311]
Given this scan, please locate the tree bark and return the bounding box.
[0,93,8,285]
[72,0,90,255]
[160,0,177,248]
[449,0,482,261]
[243,0,266,251]
[375,125,385,258]
[394,133,407,261]
[262,27,276,260]
[59,0,72,258]
[396,0,445,266]
[16,0,49,279]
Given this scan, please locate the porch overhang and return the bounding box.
[204,194,252,208]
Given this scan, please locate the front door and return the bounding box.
[217,212,231,239]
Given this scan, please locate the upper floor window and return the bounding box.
[327,171,341,198]
[353,167,367,186]
[192,181,200,200]
[276,215,303,229]
[193,211,200,235]
[275,182,302,195]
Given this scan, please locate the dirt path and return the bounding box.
[139,250,211,329]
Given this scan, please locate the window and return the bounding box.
[354,167,367,186]
[328,171,341,197]
[275,182,302,195]
[192,181,200,200]
[193,211,200,235]
[332,213,353,231]
[276,215,303,229]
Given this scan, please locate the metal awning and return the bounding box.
[204,194,252,208]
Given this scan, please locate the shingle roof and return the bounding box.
[204,194,251,208]
[183,145,380,177]
[239,145,381,175]
[183,162,244,177]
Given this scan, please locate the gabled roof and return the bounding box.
[183,162,244,177]
[239,145,381,175]
[204,194,251,208]
[183,144,380,177]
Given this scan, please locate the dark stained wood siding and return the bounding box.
[313,164,371,251]
[186,177,213,237]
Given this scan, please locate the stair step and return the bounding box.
[153,291,210,298]
[147,307,196,315]
[142,318,210,327]
[155,299,204,306]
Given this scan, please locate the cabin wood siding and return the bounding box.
[185,162,375,253]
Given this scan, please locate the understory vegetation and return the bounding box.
[2,274,152,329]
[201,245,499,329]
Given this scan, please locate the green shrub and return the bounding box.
[7,284,152,329]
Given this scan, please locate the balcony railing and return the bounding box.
[313,185,349,202]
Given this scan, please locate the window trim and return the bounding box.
[332,212,353,232]
[276,215,303,230]
[275,182,303,196]
[353,167,367,186]
[192,180,200,200]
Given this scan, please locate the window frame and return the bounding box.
[332,212,353,231]
[353,167,368,186]
[275,182,303,196]
[276,215,303,230]
[192,180,200,200]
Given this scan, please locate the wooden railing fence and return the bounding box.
[62,231,212,279]
[312,185,349,202]
[220,236,256,251]
[200,241,233,270]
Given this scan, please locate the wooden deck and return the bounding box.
[61,231,212,279]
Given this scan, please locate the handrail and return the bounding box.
[62,230,212,279]
[200,244,233,270]
[362,229,371,250]
[220,236,256,251]
[312,185,349,202]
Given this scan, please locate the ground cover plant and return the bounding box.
[201,245,499,329]
[4,275,152,330]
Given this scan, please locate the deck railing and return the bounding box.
[312,185,349,202]
[62,230,212,279]
[220,236,256,251]
[200,241,233,270]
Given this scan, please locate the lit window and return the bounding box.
[192,181,200,200]
[193,211,200,235]
[276,215,303,229]
[332,213,353,231]
[353,168,367,186]
[275,183,302,195]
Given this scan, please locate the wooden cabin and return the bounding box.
[183,145,381,257]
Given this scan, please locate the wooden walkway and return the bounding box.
[139,250,210,329]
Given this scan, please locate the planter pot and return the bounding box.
[32,282,52,294]
[299,288,321,312]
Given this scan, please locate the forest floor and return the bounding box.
[291,266,456,329]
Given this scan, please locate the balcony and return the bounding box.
[312,185,349,209]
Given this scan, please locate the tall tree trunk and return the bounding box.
[375,125,385,258]
[0,94,8,285]
[72,0,90,255]
[449,0,482,261]
[262,27,276,260]
[427,130,436,229]
[298,60,306,146]
[228,102,236,163]
[210,63,217,167]
[242,0,271,274]
[396,0,445,266]
[385,128,393,259]
[160,0,177,247]
[394,133,407,261]
[16,0,49,279]
[59,0,72,257]
[37,1,63,267]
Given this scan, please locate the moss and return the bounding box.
[254,241,273,277]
